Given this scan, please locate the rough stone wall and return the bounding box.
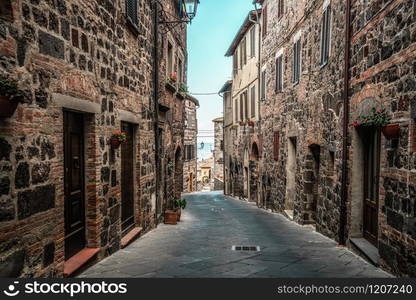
[213,118,224,191]
[0,0,158,277]
[259,0,345,232]
[183,97,197,193]
[348,0,416,277]
[156,0,187,206]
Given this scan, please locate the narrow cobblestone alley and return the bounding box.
[80,192,392,278]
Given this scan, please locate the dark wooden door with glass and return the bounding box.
[362,127,381,246]
[121,122,135,235]
[64,111,86,260]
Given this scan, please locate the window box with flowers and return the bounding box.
[109,131,127,150]
[0,76,24,118]
[239,121,246,126]
[351,108,400,140]
[166,73,178,93]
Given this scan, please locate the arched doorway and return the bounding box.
[250,142,260,204]
[174,147,183,199]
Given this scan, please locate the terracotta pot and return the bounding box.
[382,123,400,140]
[164,210,178,225]
[248,121,254,127]
[0,95,18,118]
[110,138,121,149]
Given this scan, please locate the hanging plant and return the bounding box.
[351,107,391,128]
[0,76,24,118]
[167,161,174,169]
[247,120,254,127]
[109,131,126,149]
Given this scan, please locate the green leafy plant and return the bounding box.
[352,107,391,128]
[178,83,188,94]
[173,198,187,210]
[167,73,177,84]
[167,161,174,169]
[0,75,24,102]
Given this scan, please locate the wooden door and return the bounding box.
[363,128,381,246]
[121,122,135,235]
[64,111,86,260]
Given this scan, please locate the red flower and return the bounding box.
[351,121,360,127]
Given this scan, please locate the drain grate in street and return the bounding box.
[232,245,260,252]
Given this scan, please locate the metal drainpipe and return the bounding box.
[339,0,351,246]
[153,0,160,223]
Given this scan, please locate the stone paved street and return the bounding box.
[80,191,392,278]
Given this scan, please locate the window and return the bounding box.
[261,70,266,100]
[320,5,331,66]
[278,0,284,19]
[250,27,256,57]
[167,42,173,75]
[242,37,247,65]
[239,94,244,121]
[233,50,238,75]
[262,6,267,38]
[234,98,238,123]
[292,38,301,84]
[0,0,13,21]
[244,91,249,120]
[126,0,138,26]
[275,55,283,92]
[273,132,280,161]
[329,151,335,176]
[220,140,224,151]
[250,86,256,118]
[178,58,183,83]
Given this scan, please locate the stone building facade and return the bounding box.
[182,94,198,193]
[223,0,416,277]
[219,80,232,195]
[224,9,261,202]
[0,0,190,277]
[212,117,224,191]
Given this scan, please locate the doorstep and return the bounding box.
[64,248,100,277]
[350,238,379,266]
[284,210,294,220]
[121,227,143,249]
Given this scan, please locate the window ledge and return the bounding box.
[64,248,100,277]
[320,61,329,69]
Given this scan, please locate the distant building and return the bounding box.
[212,117,224,190]
[183,95,199,193]
[197,157,214,191]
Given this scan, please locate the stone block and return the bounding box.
[39,30,64,60]
[0,197,14,222]
[0,177,10,196]
[386,209,404,232]
[31,163,51,184]
[15,162,30,189]
[0,250,25,277]
[0,138,11,161]
[43,242,55,267]
[17,184,55,220]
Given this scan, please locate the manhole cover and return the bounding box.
[232,245,260,252]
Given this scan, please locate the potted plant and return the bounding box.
[247,120,254,127]
[352,107,399,138]
[173,198,187,221]
[109,131,126,150]
[167,72,177,84]
[164,210,178,225]
[177,83,188,99]
[382,123,400,140]
[0,76,24,118]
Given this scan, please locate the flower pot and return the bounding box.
[247,121,254,127]
[382,123,400,140]
[110,138,121,150]
[0,95,18,118]
[164,210,178,225]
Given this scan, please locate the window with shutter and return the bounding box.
[273,132,280,161]
[261,70,266,100]
[278,0,284,19]
[240,94,244,121]
[275,55,283,92]
[250,27,256,57]
[242,37,247,65]
[292,39,301,84]
[234,98,238,122]
[233,50,238,75]
[262,6,267,38]
[251,86,256,118]
[244,91,249,120]
[126,0,138,27]
[320,6,331,66]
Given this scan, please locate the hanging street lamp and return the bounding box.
[184,0,199,21]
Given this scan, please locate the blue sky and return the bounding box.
[187,0,255,143]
